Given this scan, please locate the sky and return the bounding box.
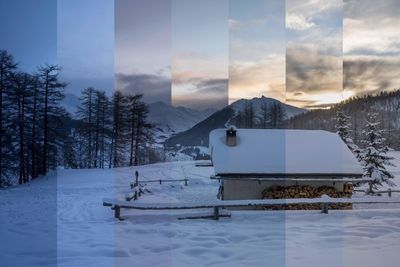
[285,0,343,108]
[0,0,57,72]
[1,0,400,110]
[115,0,171,104]
[171,0,229,110]
[343,0,400,97]
[229,0,286,104]
[58,0,114,97]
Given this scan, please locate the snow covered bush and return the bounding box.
[361,112,395,193]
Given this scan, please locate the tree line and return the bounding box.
[0,50,157,187]
[233,101,287,129]
[287,90,400,150]
[0,51,67,187]
[67,89,157,170]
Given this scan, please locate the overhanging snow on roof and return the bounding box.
[209,129,363,178]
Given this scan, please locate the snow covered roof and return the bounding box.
[209,129,363,177]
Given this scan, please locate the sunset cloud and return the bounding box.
[343,0,400,97]
[285,0,342,108]
[229,0,286,104]
[344,56,400,94]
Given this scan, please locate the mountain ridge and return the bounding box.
[165,96,306,150]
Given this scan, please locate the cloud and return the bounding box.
[342,0,400,101]
[172,51,227,85]
[343,0,400,56]
[229,19,241,30]
[287,0,341,19]
[286,44,342,95]
[286,0,341,32]
[195,78,228,94]
[116,73,171,104]
[344,56,400,94]
[172,78,228,110]
[229,55,286,103]
[286,13,315,30]
[171,50,228,109]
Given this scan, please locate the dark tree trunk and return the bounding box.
[42,72,49,175]
[31,80,38,179]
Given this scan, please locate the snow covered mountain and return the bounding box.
[148,102,216,133]
[148,101,217,144]
[230,96,305,118]
[165,96,306,151]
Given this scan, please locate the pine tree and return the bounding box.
[76,87,96,168]
[0,50,17,186]
[259,103,269,129]
[335,108,361,160]
[37,65,66,174]
[93,90,109,168]
[243,102,255,128]
[132,99,153,166]
[361,112,395,193]
[29,76,41,179]
[111,91,128,167]
[127,94,141,166]
[269,102,286,128]
[9,73,31,184]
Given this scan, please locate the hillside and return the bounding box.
[148,101,216,134]
[287,90,400,149]
[165,96,305,150]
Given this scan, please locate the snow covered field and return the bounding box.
[1,152,400,267]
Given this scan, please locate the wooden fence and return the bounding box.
[354,188,400,197]
[103,196,400,220]
[126,170,188,201]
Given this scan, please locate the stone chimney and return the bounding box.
[226,127,237,147]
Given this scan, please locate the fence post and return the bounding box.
[213,207,220,220]
[114,205,121,219]
[159,179,162,185]
[388,188,392,197]
[184,179,188,186]
[322,203,329,214]
[135,171,139,186]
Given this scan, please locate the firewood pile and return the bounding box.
[261,185,352,210]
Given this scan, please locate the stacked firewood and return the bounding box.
[261,185,352,210]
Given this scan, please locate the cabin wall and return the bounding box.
[222,180,345,200]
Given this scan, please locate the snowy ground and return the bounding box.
[1,152,400,267]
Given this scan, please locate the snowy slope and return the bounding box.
[1,153,400,266]
[148,101,216,133]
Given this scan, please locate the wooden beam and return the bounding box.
[211,176,372,183]
[178,214,231,220]
[215,173,363,179]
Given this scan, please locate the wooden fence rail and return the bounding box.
[354,188,400,197]
[103,196,400,221]
[130,179,188,188]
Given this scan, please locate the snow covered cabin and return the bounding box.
[209,128,363,200]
